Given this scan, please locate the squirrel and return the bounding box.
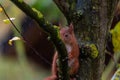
[44,23,80,80]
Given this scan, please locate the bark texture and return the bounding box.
[53,0,119,80]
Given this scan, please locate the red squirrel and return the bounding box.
[44,23,80,80]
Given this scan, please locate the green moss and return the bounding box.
[53,25,61,39]
[89,44,98,59]
[32,8,43,18]
[18,0,23,3]
[85,36,90,41]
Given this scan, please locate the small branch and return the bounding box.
[0,4,21,34]
[53,0,79,24]
[102,51,120,80]
[53,0,70,16]
[111,67,120,80]
[9,0,70,80]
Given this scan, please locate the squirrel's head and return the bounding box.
[59,23,74,44]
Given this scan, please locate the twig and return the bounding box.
[0,4,21,34]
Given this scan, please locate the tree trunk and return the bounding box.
[53,0,119,80]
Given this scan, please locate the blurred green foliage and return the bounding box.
[111,21,120,52]
[0,57,49,80]
[32,0,67,24]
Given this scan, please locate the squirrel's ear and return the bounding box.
[69,23,74,32]
[59,23,62,30]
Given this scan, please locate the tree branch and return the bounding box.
[53,0,81,24]
[9,0,70,80]
[111,64,120,80]
[53,0,69,14]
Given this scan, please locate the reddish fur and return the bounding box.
[44,23,80,80]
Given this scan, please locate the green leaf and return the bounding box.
[110,21,120,52]
[3,18,15,24]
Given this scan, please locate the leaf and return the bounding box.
[8,37,21,46]
[3,18,15,24]
[110,21,120,52]
[0,7,3,12]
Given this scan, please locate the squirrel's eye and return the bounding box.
[65,34,68,37]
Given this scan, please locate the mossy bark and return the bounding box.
[53,0,119,80]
